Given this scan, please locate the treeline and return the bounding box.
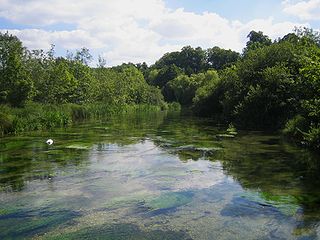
[143,28,320,150]
[1,28,319,150]
[0,32,165,108]
[0,32,178,135]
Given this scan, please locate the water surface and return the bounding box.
[0,112,320,239]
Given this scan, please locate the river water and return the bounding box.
[0,112,320,239]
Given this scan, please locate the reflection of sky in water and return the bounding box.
[90,140,228,193]
[0,113,320,239]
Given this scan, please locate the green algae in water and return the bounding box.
[174,145,221,161]
[0,210,80,239]
[65,144,92,150]
[0,205,20,216]
[240,191,300,216]
[104,192,155,209]
[45,223,191,240]
[1,113,320,239]
[146,192,193,210]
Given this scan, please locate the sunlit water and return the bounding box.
[0,112,320,239]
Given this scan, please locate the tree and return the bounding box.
[97,55,107,68]
[294,27,320,46]
[67,59,97,103]
[153,51,180,69]
[206,46,240,70]
[43,58,77,104]
[153,46,206,75]
[67,47,92,65]
[179,46,206,75]
[243,30,272,54]
[0,32,33,107]
[169,70,219,106]
[152,64,183,88]
[234,64,294,129]
[192,70,224,116]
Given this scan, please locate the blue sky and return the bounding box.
[0,0,319,66]
[166,0,283,21]
[166,0,319,27]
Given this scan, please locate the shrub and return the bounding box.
[304,125,320,150]
[283,115,308,139]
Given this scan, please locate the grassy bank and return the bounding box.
[0,102,180,136]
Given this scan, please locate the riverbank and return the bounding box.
[0,102,181,136]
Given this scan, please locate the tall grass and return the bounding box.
[0,103,168,136]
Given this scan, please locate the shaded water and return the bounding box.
[0,112,320,239]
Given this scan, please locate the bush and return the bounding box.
[167,102,181,111]
[283,115,308,139]
[0,110,14,135]
[304,125,320,150]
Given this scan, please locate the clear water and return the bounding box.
[0,112,320,239]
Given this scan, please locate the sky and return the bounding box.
[0,0,319,66]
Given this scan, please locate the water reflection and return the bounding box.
[0,112,320,239]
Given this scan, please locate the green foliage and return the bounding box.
[151,64,183,88]
[66,47,92,65]
[243,30,272,54]
[206,46,240,70]
[234,64,294,129]
[192,69,225,117]
[283,115,308,139]
[179,46,206,75]
[30,54,97,104]
[294,26,320,46]
[1,29,320,150]
[0,32,33,107]
[153,46,206,75]
[304,125,320,149]
[93,65,165,106]
[189,29,320,150]
[149,45,240,105]
[166,102,181,111]
[0,105,14,135]
[227,123,237,136]
[0,103,164,135]
[167,70,220,106]
[0,34,166,109]
[168,74,199,105]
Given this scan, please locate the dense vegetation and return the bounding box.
[0,32,174,135]
[143,28,320,150]
[0,28,319,150]
[0,33,165,107]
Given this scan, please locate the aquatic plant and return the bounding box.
[0,103,166,136]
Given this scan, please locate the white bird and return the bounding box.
[46,139,54,145]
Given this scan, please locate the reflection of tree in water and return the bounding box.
[154,116,320,234]
[218,135,320,237]
[153,114,223,161]
[219,135,320,195]
[0,112,167,192]
[1,112,320,238]
[96,111,166,145]
[0,144,91,192]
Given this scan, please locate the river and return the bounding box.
[0,112,320,239]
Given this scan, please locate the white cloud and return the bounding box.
[282,0,320,20]
[0,0,309,65]
[2,29,104,50]
[237,17,309,41]
[0,0,167,25]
